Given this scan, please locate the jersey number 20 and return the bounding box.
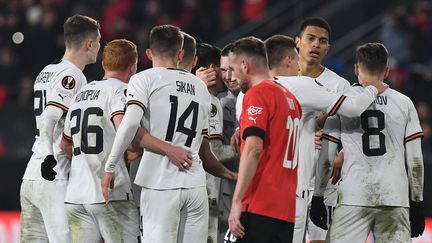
[283,116,300,169]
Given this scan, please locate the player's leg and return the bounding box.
[293,193,308,242]
[330,205,372,243]
[38,179,71,243]
[20,180,49,243]
[207,173,221,243]
[372,207,410,243]
[86,201,140,243]
[218,179,235,243]
[178,186,209,243]
[140,188,181,243]
[65,203,102,243]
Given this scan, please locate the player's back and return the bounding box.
[24,60,86,180]
[129,67,211,190]
[339,87,419,207]
[64,79,131,204]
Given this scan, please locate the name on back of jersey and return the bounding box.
[75,89,100,102]
[35,71,53,84]
[176,81,195,95]
[373,95,387,106]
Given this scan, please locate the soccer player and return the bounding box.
[263,34,388,243]
[226,36,302,243]
[20,14,100,242]
[101,25,235,243]
[59,39,140,242]
[312,43,425,242]
[295,17,349,243]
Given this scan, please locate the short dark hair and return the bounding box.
[149,25,183,58]
[64,14,100,49]
[181,32,196,65]
[194,43,221,72]
[264,35,296,69]
[230,36,267,67]
[221,43,234,57]
[298,17,331,40]
[356,43,388,75]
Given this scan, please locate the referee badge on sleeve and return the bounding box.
[224,229,238,243]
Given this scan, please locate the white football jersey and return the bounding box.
[128,67,211,189]
[209,94,223,142]
[275,76,345,195]
[326,87,423,207]
[23,59,87,180]
[63,78,132,204]
[316,68,350,93]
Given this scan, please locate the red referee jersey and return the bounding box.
[239,80,302,223]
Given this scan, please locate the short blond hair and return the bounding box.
[103,39,137,71]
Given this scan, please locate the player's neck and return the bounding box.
[250,71,272,87]
[151,57,178,69]
[103,70,130,83]
[63,50,88,71]
[299,62,324,78]
[270,67,292,78]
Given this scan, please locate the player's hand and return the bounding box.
[410,200,425,237]
[310,196,328,230]
[101,172,115,203]
[331,152,344,185]
[316,112,328,129]
[196,67,217,87]
[228,199,245,238]
[41,155,57,181]
[126,144,143,162]
[315,130,323,150]
[230,129,240,154]
[166,145,192,171]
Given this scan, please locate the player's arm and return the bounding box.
[60,135,73,160]
[404,100,425,237]
[199,138,237,181]
[209,140,239,163]
[229,135,262,238]
[39,105,65,181]
[310,115,340,230]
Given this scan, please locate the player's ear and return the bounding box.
[146,49,153,61]
[295,36,300,48]
[241,59,248,74]
[191,56,198,69]
[383,67,390,79]
[177,49,185,62]
[354,63,359,76]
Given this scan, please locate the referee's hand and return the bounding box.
[310,196,328,230]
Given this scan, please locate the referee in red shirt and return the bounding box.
[226,36,302,243]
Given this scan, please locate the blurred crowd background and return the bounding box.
[0,0,431,214]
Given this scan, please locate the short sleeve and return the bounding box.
[126,74,149,112]
[110,86,127,121]
[405,99,424,143]
[241,90,269,141]
[47,70,86,112]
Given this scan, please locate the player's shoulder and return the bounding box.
[320,68,350,87]
[386,88,414,107]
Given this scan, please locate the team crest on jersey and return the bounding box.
[247,105,263,116]
[211,104,218,117]
[61,76,76,90]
